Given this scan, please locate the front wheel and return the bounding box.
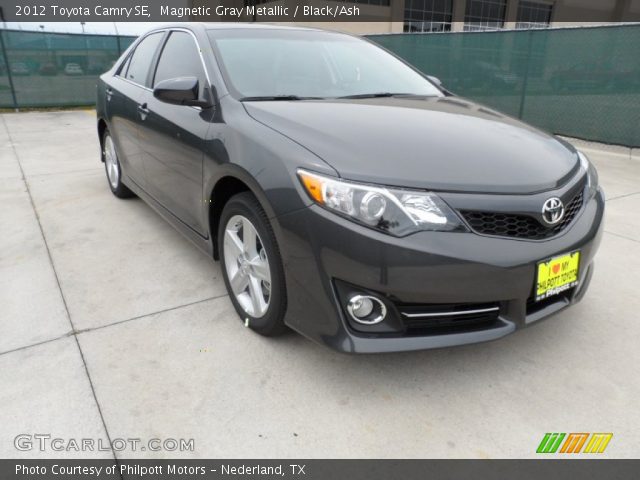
[219,192,288,336]
[102,129,134,198]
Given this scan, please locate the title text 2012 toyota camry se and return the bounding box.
[96,24,604,353]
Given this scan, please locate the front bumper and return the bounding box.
[275,189,605,353]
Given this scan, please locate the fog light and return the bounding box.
[350,296,374,318]
[347,295,387,325]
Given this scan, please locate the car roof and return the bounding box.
[145,22,329,35]
[207,22,317,30]
[206,22,324,32]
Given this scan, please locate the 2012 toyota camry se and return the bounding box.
[96,24,604,353]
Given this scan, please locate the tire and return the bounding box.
[218,192,288,336]
[102,129,134,199]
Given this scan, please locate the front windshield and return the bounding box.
[208,29,442,99]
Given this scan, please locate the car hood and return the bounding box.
[244,96,579,194]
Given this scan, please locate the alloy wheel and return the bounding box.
[104,135,120,189]
[223,214,272,318]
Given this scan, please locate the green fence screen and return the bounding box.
[369,24,640,147]
[0,25,638,146]
[0,30,136,109]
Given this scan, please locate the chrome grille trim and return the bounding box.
[401,306,500,318]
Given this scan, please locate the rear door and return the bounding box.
[138,30,211,235]
[106,32,164,187]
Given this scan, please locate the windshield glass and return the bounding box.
[208,29,442,99]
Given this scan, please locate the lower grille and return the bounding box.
[527,288,574,315]
[399,302,501,335]
[461,190,584,240]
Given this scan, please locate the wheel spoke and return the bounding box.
[248,276,267,316]
[251,258,271,283]
[229,270,249,295]
[224,229,244,258]
[242,218,257,256]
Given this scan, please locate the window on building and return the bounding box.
[516,1,553,29]
[244,0,279,5]
[336,0,391,5]
[404,0,454,32]
[245,0,391,5]
[464,0,507,31]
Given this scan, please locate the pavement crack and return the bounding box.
[605,191,640,202]
[74,294,229,336]
[604,230,640,244]
[0,333,72,357]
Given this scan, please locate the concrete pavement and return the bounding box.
[1,111,639,459]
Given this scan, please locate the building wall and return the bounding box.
[552,0,640,23]
[192,0,640,35]
[448,0,640,32]
[268,22,402,34]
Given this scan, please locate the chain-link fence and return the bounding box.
[1,25,638,146]
[0,29,136,109]
[369,24,640,147]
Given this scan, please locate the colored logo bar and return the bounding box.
[537,433,612,454]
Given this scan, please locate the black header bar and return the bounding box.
[0,0,638,23]
[3,459,640,480]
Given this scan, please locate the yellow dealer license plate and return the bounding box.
[535,251,580,301]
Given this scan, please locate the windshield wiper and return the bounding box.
[335,92,415,99]
[239,95,324,101]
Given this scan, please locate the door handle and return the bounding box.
[137,103,149,120]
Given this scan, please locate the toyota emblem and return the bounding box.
[542,197,565,225]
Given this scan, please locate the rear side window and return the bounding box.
[125,32,163,86]
[117,54,131,77]
[154,31,206,94]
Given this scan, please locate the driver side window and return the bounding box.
[153,31,207,97]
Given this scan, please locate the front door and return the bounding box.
[138,31,211,236]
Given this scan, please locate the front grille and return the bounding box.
[399,302,501,335]
[460,190,584,240]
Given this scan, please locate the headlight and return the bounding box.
[297,169,466,236]
[578,151,599,199]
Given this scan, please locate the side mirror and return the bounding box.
[153,76,211,108]
[427,75,443,88]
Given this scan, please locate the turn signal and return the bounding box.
[298,171,324,203]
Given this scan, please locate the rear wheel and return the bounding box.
[102,129,134,198]
[219,192,287,336]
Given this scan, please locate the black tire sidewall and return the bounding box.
[218,192,287,336]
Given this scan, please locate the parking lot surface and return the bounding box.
[1,111,639,459]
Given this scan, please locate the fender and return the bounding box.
[205,162,279,223]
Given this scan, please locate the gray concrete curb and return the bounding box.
[560,136,638,161]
